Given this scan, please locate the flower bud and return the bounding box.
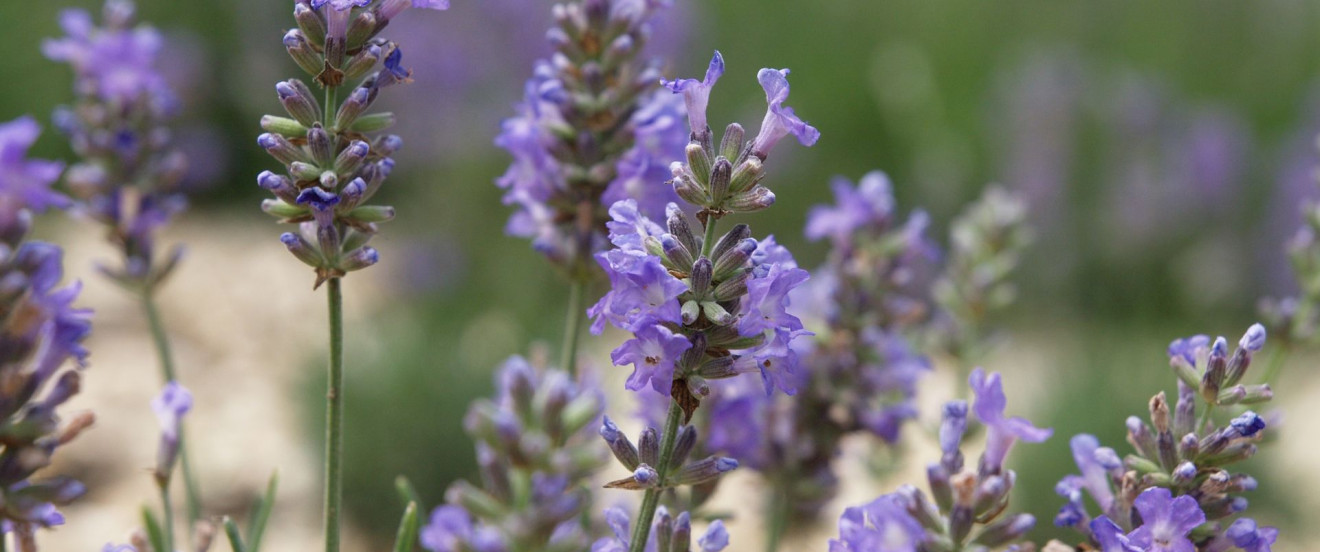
[707,158,732,205]
[283,30,323,76]
[638,427,658,467]
[335,87,374,130]
[719,123,745,161]
[277,80,321,126]
[293,3,326,48]
[343,44,383,81]
[672,456,737,486]
[339,246,378,272]
[307,124,334,166]
[600,417,639,470]
[685,144,711,186]
[258,132,308,165]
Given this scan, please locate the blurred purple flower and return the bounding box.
[828,494,923,552]
[0,117,68,213]
[969,368,1052,474]
[611,324,693,395]
[1126,487,1205,552]
[751,68,820,158]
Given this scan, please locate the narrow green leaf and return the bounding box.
[141,507,168,552]
[223,516,248,552]
[247,471,279,552]
[394,475,423,511]
[392,502,419,552]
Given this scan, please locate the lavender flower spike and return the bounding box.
[751,68,820,159]
[662,51,725,137]
[828,494,924,552]
[969,367,1053,475]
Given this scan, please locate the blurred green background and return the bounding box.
[4,0,1320,548]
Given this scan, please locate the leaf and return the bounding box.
[395,475,423,511]
[142,507,168,552]
[223,516,248,552]
[247,471,279,552]
[392,502,420,552]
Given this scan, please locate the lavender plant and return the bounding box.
[0,116,94,549]
[1051,324,1279,551]
[590,50,819,552]
[43,0,205,526]
[421,355,606,552]
[494,0,687,373]
[1257,141,1320,383]
[253,1,447,550]
[828,368,1051,552]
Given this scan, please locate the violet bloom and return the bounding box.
[1126,487,1206,552]
[828,494,924,552]
[750,68,820,159]
[380,0,451,20]
[1090,516,1141,552]
[661,50,724,135]
[805,171,896,246]
[151,381,192,480]
[0,117,68,213]
[739,258,810,338]
[588,250,686,334]
[611,324,693,395]
[1227,518,1278,552]
[420,505,473,552]
[969,368,1053,474]
[42,5,171,105]
[592,506,729,552]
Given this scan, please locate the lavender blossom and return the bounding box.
[590,506,730,552]
[1226,518,1278,552]
[1055,324,1277,549]
[435,356,604,552]
[151,382,192,485]
[46,0,188,291]
[495,0,686,276]
[969,368,1053,475]
[257,0,444,288]
[0,117,94,538]
[831,370,1048,552]
[750,68,820,159]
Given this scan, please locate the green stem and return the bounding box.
[700,215,720,258]
[560,281,584,375]
[324,278,346,552]
[628,400,683,552]
[142,293,204,529]
[324,86,339,130]
[1256,348,1289,386]
[765,483,789,552]
[1196,404,1214,434]
[160,484,176,552]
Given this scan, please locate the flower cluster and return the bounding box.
[0,117,94,536]
[591,505,730,552]
[1259,136,1320,350]
[929,187,1031,364]
[44,0,188,292]
[1053,324,1277,550]
[423,356,605,552]
[496,0,687,278]
[257,0,446,287]
[829,369,1050,552]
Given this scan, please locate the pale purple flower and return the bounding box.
[1230,411,1266,437]
[380,0,451,20]
[588,250,686,334]
[605,199,666,252]
[600,92,687,221]
[43,7,171,106]
[101,545,136,552]
[828,494,924,552]
[733,328,808,396]
[698,520,729,551]
[1227,518,1278,552]
[1090,516,1141,552]
[705,381,770,468]
[1126,487,1206,552]
[969,368,1053,474]
[738,262,809,337]
[0,117,68,213]
[805,172,896,245]
[421,505,473,552]
[151,382,193,443]
[1167,334,1210,366]
[611,324,692,394]
[661,50,724,134]
[591,506,728,552]
[750,68,820,158]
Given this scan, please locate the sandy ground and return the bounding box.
[28,216,1320,551]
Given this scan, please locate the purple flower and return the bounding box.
[1230,410,1266,437]
[969,368,1053,474]
[828,494,924,552]
[939,400,968,456]
[421,505,473,552]
[705,380,770,468]
[600,92,687,221]
[1090,516,1141,552]
[1239,323,1266,352]
[591,507,728,552]
[733,328,809,396]
[588,250,686,334]
[380,0,451,20]
[1227,518,1278,552]
[738,262,809,337]
[152,382,192,443]
[0,117,69,213]
[698,520,729,551]
[661,50,724,135]
[805,172,896,245]
[1167,334,1210,366]
[43,7,171,105]
[750,68,820,158]
[1126,487,1206,552]
[1069,434,1116,511]
[605,199,666,252]
[611,324,692,394]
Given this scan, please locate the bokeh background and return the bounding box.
[2,0,1320,549]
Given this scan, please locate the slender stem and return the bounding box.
[559,281,584,375]
[142,293,204,528]
[699,215,720,258]
[628,400,684,552]
[324,86,339,130]
[765,483,789,552]
[324,278,346,552]
[160,484,176,552]
[1196,404,1214,434]
[1256,348,1289,386]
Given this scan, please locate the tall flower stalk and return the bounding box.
[43,0,205,527]
[0,116,95,551]
[494,0,687,373]
[589,51,819,552]
[254,1,446,550]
